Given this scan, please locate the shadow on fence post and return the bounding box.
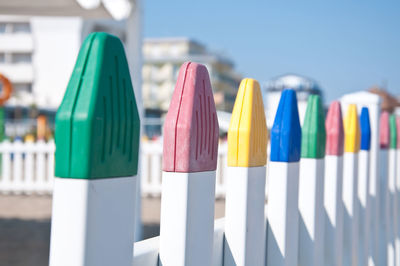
[224,78,267,266]
[265,89,301,266]
[159,62,219,266]
[49,32,140,266]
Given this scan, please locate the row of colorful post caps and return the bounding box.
[54,32,400,179]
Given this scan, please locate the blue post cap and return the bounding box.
[270,89,302,162]
[360,107,371,151]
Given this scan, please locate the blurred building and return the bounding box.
[0,15,126,137]
[1,19,241,137]
[0,15,125,109]
[142,38,241,114]
[263,74,324,127]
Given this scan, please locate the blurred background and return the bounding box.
[0,0,399,265]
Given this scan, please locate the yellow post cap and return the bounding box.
[227,78,268,167]
[344,104,361,153]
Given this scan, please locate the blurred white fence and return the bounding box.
[0,140,55,194]
[0,140,229,198]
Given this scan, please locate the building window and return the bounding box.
[0,23,6,34]
[12,22,30,33]
[13,83,32,93]
[0,53,5,63]
[12,53,32,63]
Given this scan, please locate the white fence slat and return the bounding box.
[0,140,12,192]
[324,155,344,266]
[266,162,300,266]
[12,141,24,193]
[24,142,35,193]
[387,148,397,266]
[159,171,216,266]
[35,140,46,193]
[342,152,359,266]
[224,166,266,266]
[357,149,370,266]
[298,158,325,266]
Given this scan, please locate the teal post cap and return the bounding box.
[55,32,140,179]
[301,95,326,159]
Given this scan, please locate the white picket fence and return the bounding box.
[0,139,230,198]
[0,140,55,193]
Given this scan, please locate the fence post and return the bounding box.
[358,107,371,266]
[49,32,140,266]
[342,104,360,266]
[340,91,381,265]
[223,78,267,266]
[298,95,326,266]
[379,111,390,266]
[159,62,219,266]
[395,116,400,266]
[323,101,344,266]
[387,114,397,266]
[266,89,301,266]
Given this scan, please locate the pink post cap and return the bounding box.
[380,111,390,149]
[163,62,219,172]
[397,117,400,149]
[325,101,344,156]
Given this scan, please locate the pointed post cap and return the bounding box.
[380,111,390,149]
[301,95,326,158]
[325,101,344,156]
[55,32,140,179]
[227,78,268,167]
[270,89,301,162]
[163,62,219,172]
[360,107,371,151]
[389,114,397,149]
[344,104,360,153]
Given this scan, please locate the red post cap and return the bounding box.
[163,62,219,172]
[380,111,390,149]
[325,101,344,156]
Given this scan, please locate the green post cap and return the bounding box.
[301,95,326,159]
[390,114,397,149]
[55,32,140,179]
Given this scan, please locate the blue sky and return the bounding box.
[144,0,400,102]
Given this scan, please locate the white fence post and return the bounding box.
[395,116,400,266]
[159,62,219,266]
[298,95,326,266]
[266,89,301,266]
[379,111,390,266]
[341,91,381,265]
[49,32,140,266]
[358,107,371,266]
[224,79,267,266]
[324,101,344,266]
[387,114,397,266]
[342,104,360,266]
